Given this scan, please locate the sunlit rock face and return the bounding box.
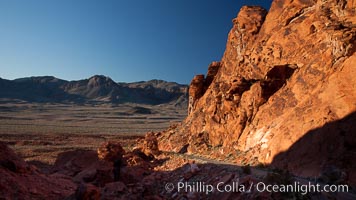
[159,0,356,182]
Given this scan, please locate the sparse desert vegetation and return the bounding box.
[0,98,186,164]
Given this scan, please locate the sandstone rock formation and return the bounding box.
[188,74,205,115]
[159,0,356,185]
[188,62,221,115]
[0,142,76,199]
[97,142,126,162]
[205,61,221,88]
[142,132,160,157]
[2,0,356,198]
[53,149,114,186]
[2,140,353,199]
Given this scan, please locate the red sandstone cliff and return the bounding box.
[2,1,356,199]
[159,0,356,182]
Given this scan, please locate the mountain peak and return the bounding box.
[0,75,188,105]
[89,75,110,80]
[88,75,116,87]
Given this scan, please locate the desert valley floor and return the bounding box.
[0,98,186,164]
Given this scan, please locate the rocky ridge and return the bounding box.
[0,75,188,106]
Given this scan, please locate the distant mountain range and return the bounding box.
[0,75,188,106]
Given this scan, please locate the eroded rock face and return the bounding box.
[160,0,356,182]
[97,142,126,162]
[53,149,114,186]
[0,141,30,174]
[142,132,160,157]
[205,61,221,87]
[188,62,221,115]
[1,140,351,199]
[188,74,205,115]
[0,142,76,200]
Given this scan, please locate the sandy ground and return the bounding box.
[0,98,186,164]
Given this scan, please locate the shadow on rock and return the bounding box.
[271,111,356,187]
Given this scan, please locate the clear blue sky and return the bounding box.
[0,0,272,84]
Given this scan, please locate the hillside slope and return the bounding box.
[158,0,356,183]
[0,75,188,105]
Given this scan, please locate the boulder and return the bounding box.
[97,142,126,162]
[0,141,30,173]
[142,132,160,157]
[52,149,113,186]
[75,183,101,200]
[0,142,76,200]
